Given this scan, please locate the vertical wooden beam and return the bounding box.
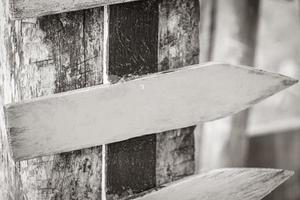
[0,0,24,198]
[106,0,200,198]
[200,0,260,168]
[106,1,158,198]
[6,8,105,199]
[156,0,199,185]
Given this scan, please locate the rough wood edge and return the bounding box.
[4,62,298,109]
[10,0,142,19]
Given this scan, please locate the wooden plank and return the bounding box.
[132,168,293,200]
[156,0,199,186]
[0,0,25,197]
[10,0,143,19]
[7,8,104,199]
[5,63,297,161]
[106,1,200,197]
[106,1,158,198]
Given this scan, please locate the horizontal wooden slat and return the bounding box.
[10,0,141,19]
[133,168,293,200]
[5,63,297,160]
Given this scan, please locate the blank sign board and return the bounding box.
[5,63,297,160]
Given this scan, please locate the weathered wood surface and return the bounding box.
[10,0,142,19]
[248,129,300,200]
[107,1,199,198]
[5,63,297,161]
[156,0,199,186]
[0,0,26,198]
[106,2,158,198]
[133,168,293,200]
[6,7,105,199]
[200,0,260,169]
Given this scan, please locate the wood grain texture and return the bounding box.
[7,8,104,199]
[0,0,26,198]
[107,1,200,197]
[158,0,199,71]
[5,63,297,161]
[10,0,142,19]
[106,1,158,198]
[248,129,300,200]
[156,127,195,185]
[106,135,156,199]
[133,168,293,200]
[156,0,199,185]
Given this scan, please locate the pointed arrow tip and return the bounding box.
[275,169,294,182]
[282,77,298,87]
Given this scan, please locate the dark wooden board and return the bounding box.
[156,0,199,185]
[107,1,158,198]
[0,0,25,198]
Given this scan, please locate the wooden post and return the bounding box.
[0,1,199,198]
[106,3,159,198]
[156,0,199,186]
[0,0,24,198]
[106,0,199,198]
[0,5,106,199]
[200,0,260,168]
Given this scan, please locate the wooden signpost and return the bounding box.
[5,63,297,161]
[0,0,297,199]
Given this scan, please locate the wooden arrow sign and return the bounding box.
[10,0,141,19]
[132,168,293,200]
[5,63,297,160]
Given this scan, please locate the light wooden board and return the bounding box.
[5,63,297,160]
[10,0,141,19]
[156,0,199,186]
[133,168,293,200]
